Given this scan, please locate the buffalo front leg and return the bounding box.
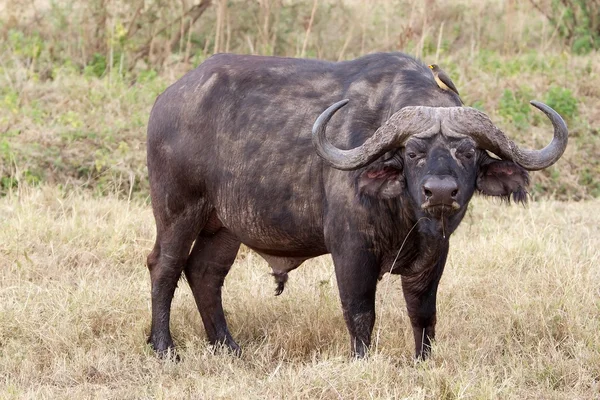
[184,227,241,354]
[401,244,448,359]
[147,210,205,357]
[331,249,380,358]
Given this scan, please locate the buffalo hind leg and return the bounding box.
[401,245,448,360]
[331,248,379,358]
[184,226,241,354]
[147,205,207,358]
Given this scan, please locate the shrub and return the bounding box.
[529,0,600,54]
[498,88,535,130]
[543,86,578,121]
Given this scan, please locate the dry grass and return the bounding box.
[2,0,599,199]
[1,185,599,399]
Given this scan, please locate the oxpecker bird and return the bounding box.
[429,64,462,102]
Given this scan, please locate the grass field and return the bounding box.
[1,186,598,399]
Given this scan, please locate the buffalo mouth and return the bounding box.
[421,201,460,217]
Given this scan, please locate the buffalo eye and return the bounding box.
[407,151,425,160]
[458,147,475,160]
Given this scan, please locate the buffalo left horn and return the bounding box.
[442,101,568,171]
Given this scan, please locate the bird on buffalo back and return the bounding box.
[429,64,463,104]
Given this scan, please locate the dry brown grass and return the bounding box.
[1,185,598,399]
[2,0,599,199]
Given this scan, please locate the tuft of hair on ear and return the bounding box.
[511,186,529,204]
[500,174,529,205]
[479,188,529,205]
[479,181,530,205]
[477,159,530,204]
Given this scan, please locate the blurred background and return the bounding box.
[1,0,598,200]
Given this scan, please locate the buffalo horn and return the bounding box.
[312,100,440,171]
[443,101,568,171]
[313,100,568,172]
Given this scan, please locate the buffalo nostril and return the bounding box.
[422,176,459,205]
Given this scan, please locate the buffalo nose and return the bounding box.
[422,176,459,205]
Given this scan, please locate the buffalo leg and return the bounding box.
[401,246,448,359]
[184,227,241,354]
[147,207,207,357]
[331,250,379,358]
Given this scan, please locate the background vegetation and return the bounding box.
[1,0,599,398]
[0,0,599,199]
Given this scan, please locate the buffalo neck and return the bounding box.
[377,194,459,277]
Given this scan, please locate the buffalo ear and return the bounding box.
[477,160,529,203]
[358,165,404,199]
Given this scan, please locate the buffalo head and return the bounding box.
[313,99,568,236]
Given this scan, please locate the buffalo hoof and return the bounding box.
[415,348,432,362]
[351,343,370,360]
[148,335,180,361]
[158,348,181,362]
[211,338,242,357]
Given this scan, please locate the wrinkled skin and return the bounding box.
[146,52,532,360]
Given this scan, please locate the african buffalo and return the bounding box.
[146,52,567,359]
